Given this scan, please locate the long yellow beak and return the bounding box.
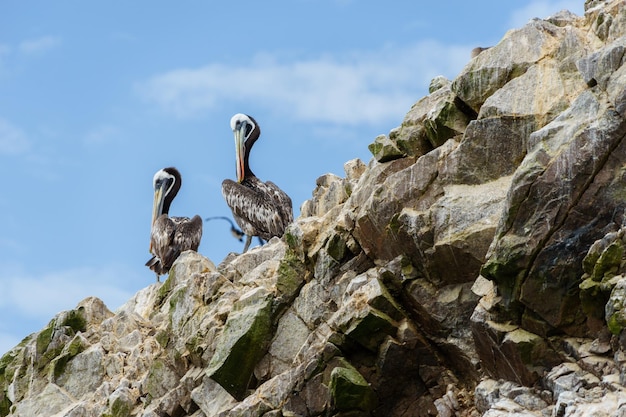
[234,125,245,183]
[149,186,165,252]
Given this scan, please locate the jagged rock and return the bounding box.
[206,287,274,400]
[606,277,626,336]
[7,2,626,416]
[483,87,626,334]
[428,75,449,93]
[379,76,475,161]
[368,133,405,163]
[474,379,550,415]
[577,36,626,89]
[422,84,473,148]
[472,298,562,386]
[579,229,626,334]
[300,173,350,217]
[452,18,568,113]
[329,364,376,412]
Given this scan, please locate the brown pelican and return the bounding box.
[222,113,293,252]
[205,216,267,247]
[204,216,245,242]
[146,167,202,280]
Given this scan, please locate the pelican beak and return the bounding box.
[234,124,246,183]
[151,183,166,227]
[149,183,165,252]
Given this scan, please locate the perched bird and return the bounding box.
[204,216,245,242]
[146,167,202,281]
[222,113,293,252]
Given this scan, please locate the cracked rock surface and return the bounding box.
[3,1,626,416]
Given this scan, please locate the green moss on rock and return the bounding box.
[155,330,170,348]
[0,349,18,386]
[345,308,398,352]
[277,250,306,297]
[60,308,87,333]
[35,321,66,369]
[206,289,274,400]
[275,250,307,316]
[579,278,608,322]
[156,272,176,304]
[591,240,624,281]
[144,359,179,400]
[0,394,11,417]
[423,100,469,148]
[329,365,376,412]
[368,134,405,163]
[36,321,55,357]
[283,229,300,251]
[110,395,132,417]
[0,348,16,417]
[52,334,86,380]
[327,234,347,262]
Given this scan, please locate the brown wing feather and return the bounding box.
[222,178,293,241]
[265,180,293,226]
[173,215,203,252]
[147,214,203,275]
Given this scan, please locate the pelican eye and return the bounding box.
[156,176,175,194]
[244,121,256,139]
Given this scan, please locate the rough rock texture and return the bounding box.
[4,1,626,416]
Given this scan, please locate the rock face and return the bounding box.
[4,1,626,416]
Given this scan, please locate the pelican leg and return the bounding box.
[243,235,252,253]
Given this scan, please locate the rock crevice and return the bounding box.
[4,1,626,416]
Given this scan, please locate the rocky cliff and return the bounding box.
[3,1,626,416]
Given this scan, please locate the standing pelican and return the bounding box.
[222,114,293,252]
[146,167,202,280]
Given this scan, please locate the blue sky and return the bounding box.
[0,1,584,354]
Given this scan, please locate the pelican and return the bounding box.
[222,113,293,252]
[146,167,202,280]
[204,216,245,242]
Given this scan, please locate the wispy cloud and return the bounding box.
[0,264,139,354]
[18,35,61,55]
[508,0,585,28]
[0,118,31,155]
[0,265,137,320]
[135,40,472,126]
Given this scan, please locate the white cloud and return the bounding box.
[136,40,472,126]
[18,36,61,55]
[0,118,31,155]
[0,265,137,321]
[508,0,585,28]
[0,264,139,354]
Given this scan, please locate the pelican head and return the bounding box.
[230,113,259,183]
[151,167,181,227]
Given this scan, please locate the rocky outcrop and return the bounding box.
[4,1,626,416]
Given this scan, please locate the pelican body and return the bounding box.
[146,167,202,280]
[222,114,293,252]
